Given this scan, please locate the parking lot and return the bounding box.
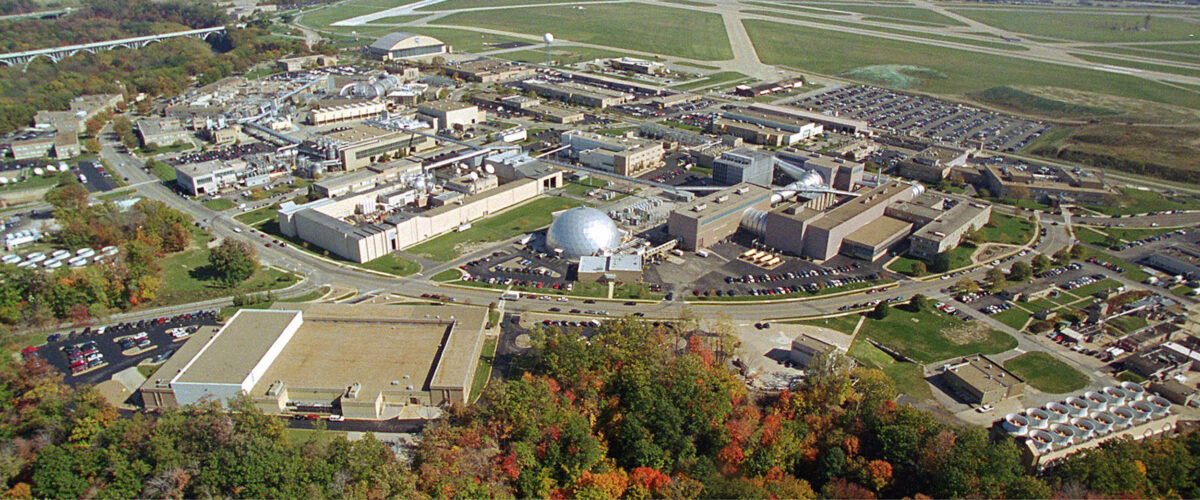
[167,142,275,166]
[26,310,220,387]
[794,85,1048,152]
[78,159,120,192]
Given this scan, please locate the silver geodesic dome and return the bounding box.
[545,207,623,258]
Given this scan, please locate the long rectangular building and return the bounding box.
[668,183,773,250]
[747,102,871,136]
[140,303,487,419]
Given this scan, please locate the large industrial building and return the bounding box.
[1142,245,1200,280]
[668,183,773,251]
[978,163,1112,204]
[745,103,871,137]
[137,117,193,147]
[308,101,387,126]
[139,303,487,419]
[175,158,275,196]
[942,354,1026,406]
[278,160,562,263]
[441,58,537,83]
[368,32,448,61]
[560,130,664,177]
[302,122,437,171]
[417,101,486,130]
[712,148,775,186]
[546,206,625,258]
[521,80,633,109]
[887,195,992,258]
[715,107,824,147]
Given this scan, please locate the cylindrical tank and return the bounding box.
[1091,411,1116,434]
[1065,397,1089,417]
[1111,407,1135,428]
[1070,417,1097,440]
[1147,396,1171,415]
[1049,423,1076,445]
[25,254,45,264]
[1084,391,1110,412]
[739,209,768,237]
[1027,408,1052,429]
[1002,413,1030,436]
[1029,429,1055,453]
[1121,381,1146,401]
[1103,386,1129,405]
[51,249,70,259]
[1045,402,1071,423]
[1129,401,1152,422]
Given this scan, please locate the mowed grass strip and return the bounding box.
[437,3,733,60]
[857,307,1017,363]
[1003,351,1088,394]
[948,9,1200,43]
[741,19,1200,109]
[408,196,582,261]
[402,27,532,53]
[418,0,608,11]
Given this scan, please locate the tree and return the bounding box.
[208,239,258,285]
[1032,254,1051,273]
[868,302,890,320]
[1053,248,1071,266]
[955,278,980,294]
[907,294,928,313]
[930,252,953,273]
[910,261,927,277]
[1009,261,1032,282]
[1069,244,1087,260]
[987,267,1006,292]
[84,137,101,153]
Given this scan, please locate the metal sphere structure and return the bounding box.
[545,207,622,258]
[543,33,554,44]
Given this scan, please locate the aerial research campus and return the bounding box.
[5,0,1200,479]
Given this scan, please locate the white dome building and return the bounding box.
[545,207,623,258]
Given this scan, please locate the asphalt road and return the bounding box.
[77,160,120,193]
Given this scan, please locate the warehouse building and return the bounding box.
[713,148,774,186]
[441,59,536,83]
[308,101,387,125]
[898,145,970,183]
[139,303,487,419]
[720,107,823,144]
[1142,245,1200,280]
[887,195,992,258]
[560,130,664,177]
[521,80,633,109]
[942,354,1026,406]
[747,103,871,137]
[368,32,448,61]
[980,164,1112,204]
[798,181,918,261]
[610,57,666,75]
[175,158,273,196]
[470,92,585,124]
[137,117,192,148]
[577,254,643,283]
[303,122,436,171]
[667,183,773,250]
[417,101,485,130]
[311,160,421,198]
[789,332,850,368]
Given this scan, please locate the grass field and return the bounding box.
[401,27,532,53]
[234,204,279,227]
[948,9,1200,43]
[660,0,714,6]
[408,196,582,261]
[156,247,298,306]
[857,308,1017,364]
[147,161,177,182]
[969,86,1120,119]
[359,254,420,276]
[1108,314,1148,334]
[563,177,608,197]
[299,5,383,29]
[847,337,932,399]
[1003,352,1088,394]
[977,212,1036,245]
[741,19,1200,109]
[366,14,426,25]
[1083,187,1200,216]
[888,245,975,275]
[202,198,236,211]
[993,307,1032,331]
[1072,52,1200,78]
[741,10,1029,52]
[499,46,638,66]
[432,268,463,282]
[437,3,733,60]
[671,71,751,90]
[417,0,608,10]
[468,337,498,403]
[1085,45,1200,65]
[822,5,967,26]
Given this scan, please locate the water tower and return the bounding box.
[543,32,554,65]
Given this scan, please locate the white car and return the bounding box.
[328,415,345,422]
[233,227,242,233]
[975,404,994,413]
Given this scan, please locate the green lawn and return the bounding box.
[741,10,1028,52]
[888,245,975,275]
[1003,352,1089,394]
[234,204,279,227]
[1068,278,1121,299]
[563,177,608,197]
[857,308,1017,364]
[432,268,463,282]
[437,3,733,60]
[993,307,1032,331]
[1084,187,1200,216]
[299,5,383,29]
[0,171,62,193]
[358,254,420,276]
[408,196,582,261]
[499,46,639,66]
[847,337,932,399]
[147,160,176,182]
[156,247,299,307]
[949,9,1200,43]
[671,71,751,91]
[202,198,236,211]
[136,142,192,156]
[1108,314,1148,334]
[741,19,1200,109]
[788,314,862,335]
[976,212,1036,245]
[468,337,499,403]
[660,0,714,6]
[969,86,1119,119]
[1072,52,1200,78]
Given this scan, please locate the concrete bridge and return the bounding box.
[0,26,226,68]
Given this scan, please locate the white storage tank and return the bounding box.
[76,247,95,258]
[1045,402,1071,423]
[1129,401,1152,422]
[25,254,46,264]
[1084,391,1110,412]
[67,256,87,267]
[1027,408,1052,429]
[1064,397,1089,417]
[1111,407,1135,428]
[1,254,20,264]
[51,249,70,259]
[1121,381,1146,401]
[41,259,59,268]
[101,245,119,256]
[1002,413,1030,436]
[44,261,61,270]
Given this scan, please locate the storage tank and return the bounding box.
[1129,401,1152,422]
[1064,397,1089,417]
[41,259,59,268]
[51,249,70,260]
[1091,411,1116,434]
[25,254,46,264]
[1029,430,1055,453]
[76,248,95,258]
[1045,402,1071,423]
[1103,386,1129,405]
[1111,407,1135,428]
[1147,396,1171,415]
[1121,381,1146,401]
[1049,423,1076,445]
[101,245,119,256]
[1070,417,1097,441]
[1026,408,1052,429]
[1,254,20,264]
[44,261,61,270]
[1084,391,1110,412]
[1002,413,1030,436]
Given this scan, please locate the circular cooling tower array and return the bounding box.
[1003,413,1030,436]
[1084,391,1110,412]
[1045,402,1071,423]
[1064,397,1089,417]
[1026,408,1052,429]
[1121,381,1147,401]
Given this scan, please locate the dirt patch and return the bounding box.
[943,322,990,346]
[1016,85,1200,125]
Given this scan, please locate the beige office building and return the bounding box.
[139,303,487,419]
[667,183,773,250]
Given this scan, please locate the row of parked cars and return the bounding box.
[1061,274,1105,291]
[837,295,905,311]
[64,341,104,374]
[1111,229,1186,251]
[1035,262,1083,279]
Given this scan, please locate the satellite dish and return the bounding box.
[543,33,554,44]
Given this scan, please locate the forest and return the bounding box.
[3,318,1199,498]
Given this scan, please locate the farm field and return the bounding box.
[436,3,733,60]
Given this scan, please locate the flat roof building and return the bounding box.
[840,215,913,262]
[441,58,536,83]
[898,145,970,183]
[1143,245,1200,280]
[137,117,192,148]
[888,196,992,258]
[368,32,447,61]
[304,122,436,171]
[668,183,773,250]
[790,332,850,368]
[577,254,643,283]
[311,160,421,198]
[139,303,487,419]
[175,158,274,196]
[521,80,633,109]
[417,101,485,130]
[560,130,663,177]
[981,163,1113,205]
[942,354,1026,406]
[308,101,387,126]
[610,57,666,75]
[747,102,871,136]
[800,181,918,261]
[713,148,774,186]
